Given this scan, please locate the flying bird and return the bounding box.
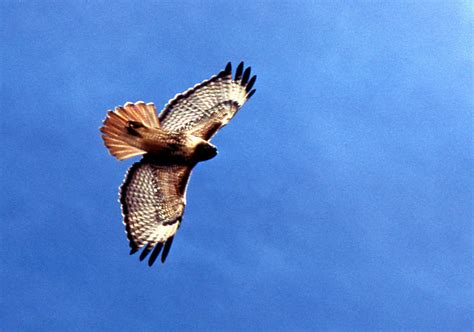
[100,62,256,266]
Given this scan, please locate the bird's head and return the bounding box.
[195,141,218,161]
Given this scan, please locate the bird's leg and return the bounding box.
[127,121,144,136]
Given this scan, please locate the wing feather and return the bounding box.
[158,62,256,140]
[119,160,193,265]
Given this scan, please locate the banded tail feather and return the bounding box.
[100,101,160,160]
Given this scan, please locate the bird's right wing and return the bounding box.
[119,159,193,266]
[158,62,256,140]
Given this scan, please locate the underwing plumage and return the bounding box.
[100,62,256,266]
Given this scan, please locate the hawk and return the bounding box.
[100,62,256,266]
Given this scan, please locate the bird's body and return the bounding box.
[125,124,216,165]
[100,62,256,266]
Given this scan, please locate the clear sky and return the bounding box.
[1,1,472,331]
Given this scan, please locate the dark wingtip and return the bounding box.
[129,247,139,255]
[225,62,232,74]
[139,246,152,261]
[161,237,174,263]
[235,62,244,81]
[241,67,251,85]
[246,75,256,92]
[247,89,256,99]
[148,243,164,267]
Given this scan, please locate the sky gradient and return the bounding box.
[1,1,472,331]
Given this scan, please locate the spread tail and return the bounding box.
[100,101,160,160]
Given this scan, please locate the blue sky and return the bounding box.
[1,1,472,330]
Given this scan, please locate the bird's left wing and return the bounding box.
[159,62,256,140]
[120,159,193,266]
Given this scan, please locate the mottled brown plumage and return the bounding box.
[100,62,256,266]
